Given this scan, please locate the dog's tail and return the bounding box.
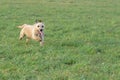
[17,24,26,29]
[17,26,24,28]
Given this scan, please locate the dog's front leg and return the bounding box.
[40,32,44,46]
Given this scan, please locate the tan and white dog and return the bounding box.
[18,20,45,46]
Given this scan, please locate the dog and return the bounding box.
[18,20,45,46]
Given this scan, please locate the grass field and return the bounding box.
[0,0,120,80]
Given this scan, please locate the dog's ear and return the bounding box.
[38,20,42,22]
[35,19,42,23]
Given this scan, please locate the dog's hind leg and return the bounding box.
[19,29,25,40]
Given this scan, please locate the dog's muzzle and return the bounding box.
[39,30,44,42]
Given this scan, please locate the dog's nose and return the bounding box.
[40,29,43,31]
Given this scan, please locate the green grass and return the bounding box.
[0,0,120,80]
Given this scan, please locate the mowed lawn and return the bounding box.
[0,0,120,80]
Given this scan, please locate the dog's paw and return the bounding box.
[40,42,44,46]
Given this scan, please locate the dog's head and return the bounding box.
[34,20,45,41]
[35,20,45,32]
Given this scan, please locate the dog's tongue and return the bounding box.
[40,31,43,36]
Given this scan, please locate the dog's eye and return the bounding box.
[42,25,44,28]
[37,25,39,27]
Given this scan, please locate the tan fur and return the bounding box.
[18,22,45,46]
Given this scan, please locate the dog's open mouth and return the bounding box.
[39,29,44,41]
